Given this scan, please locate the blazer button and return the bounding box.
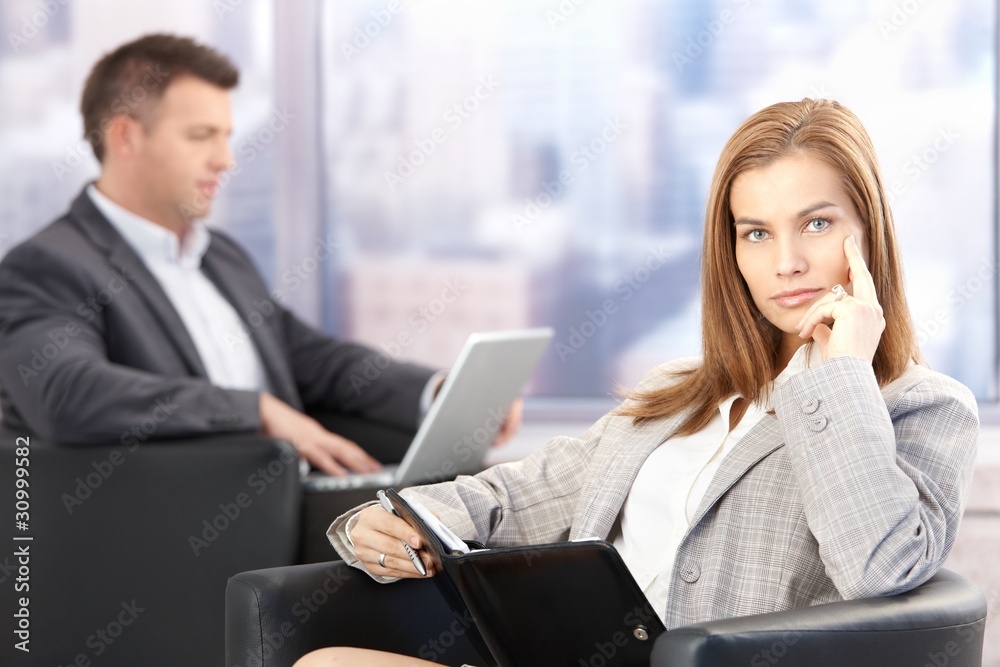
[809,416,828,432]
[680,563,701,583]
[800,397,820,414]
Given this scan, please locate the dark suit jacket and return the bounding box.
[0,188,435,445]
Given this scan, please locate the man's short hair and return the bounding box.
[80,33,239,162]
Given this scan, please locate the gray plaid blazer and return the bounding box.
[328,355,978,629]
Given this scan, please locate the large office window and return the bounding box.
[316,0,996,401]
[0,0,277,277]
[0,0,994,406]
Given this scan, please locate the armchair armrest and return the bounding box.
[226,561,489,667]
[651,569,987,667]
[0,429,302,666]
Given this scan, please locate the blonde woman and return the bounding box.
[295,99,979,666]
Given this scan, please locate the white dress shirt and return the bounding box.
[87,185,270,392]
[613,342,822,623]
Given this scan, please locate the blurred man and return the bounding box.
[0,33,520,474]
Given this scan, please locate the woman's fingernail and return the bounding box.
[850,234,859,248]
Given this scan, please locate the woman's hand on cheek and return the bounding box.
[795,235,885,364]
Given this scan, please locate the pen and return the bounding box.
[377,490,428,576]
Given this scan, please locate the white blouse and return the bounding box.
[87,185,270,392]
[612,343,821,623]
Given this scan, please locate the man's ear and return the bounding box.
[103,114,144,162]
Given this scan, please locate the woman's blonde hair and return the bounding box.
[619,99,919,432]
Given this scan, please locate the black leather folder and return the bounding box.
[385,488,665,667]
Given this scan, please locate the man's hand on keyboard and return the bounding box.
[258,392,382,476]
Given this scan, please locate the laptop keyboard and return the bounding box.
[303,466,397,492]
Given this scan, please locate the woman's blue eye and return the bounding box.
[807,218,829,231]
[748,229,767,241]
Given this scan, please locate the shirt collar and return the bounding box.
[86,184,211,269]
[772,341,822,390]
[721,342,823,419]
[764,342,823,410]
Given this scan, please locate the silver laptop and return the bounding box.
[303,327,554,492]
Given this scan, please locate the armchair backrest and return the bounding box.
[0,430,301,666]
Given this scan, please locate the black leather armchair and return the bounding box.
[0,428,301,667]
[0,411,418,666]
[226,560,987,667]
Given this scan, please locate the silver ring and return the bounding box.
[378,552,387,568]
[831,284,847,301]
